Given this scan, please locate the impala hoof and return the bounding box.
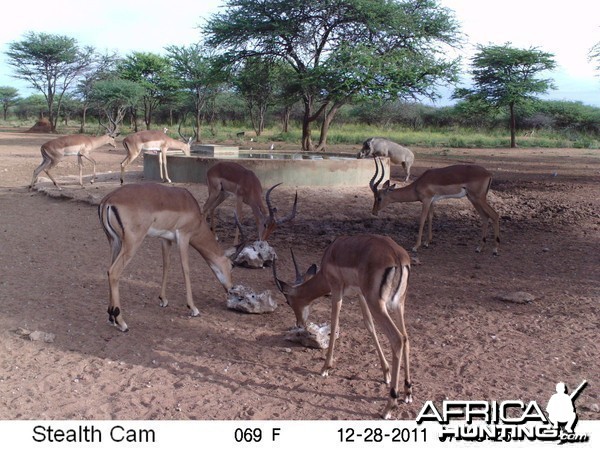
[114,321,129,333]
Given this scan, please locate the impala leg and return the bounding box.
[158,239,172,308]
[370,303,409,419]
[30,157,52,189]
[413,200,432,252]
[120,152,139,185]
[106,235,146,332]
[321,293,343,377]
[77,154,84,187]
[470,197,500,255]
[158,149,165,182]
[32,150,62,190]
[425,204,435,248]
[481,201,500,256]
[234,196,244,245]
[160,148,172,183]
[42,162,62,190]
[202,190,227,238]
[79,153,97,184]
[358,295,390,385]
[395,299,412,404]
[177,235,199,316]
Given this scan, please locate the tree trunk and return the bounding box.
[301,97,314,151]
[79,105,88,133]
[130,108,139,132]
[281,106,290,133]
[510,102,517,148]
[301,118,313,151]
[315,103,342,152]
[195,112,202,143]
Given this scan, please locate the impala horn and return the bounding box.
[265,183,298,224]
[369,157,385,194]
[229,212,247,262]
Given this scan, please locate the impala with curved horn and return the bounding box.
[98,183,245,332]
[202,161,298,244]
[370,157,500,255]
[30,120,118,190]
[120,124,195,184]
[273,235,412,419]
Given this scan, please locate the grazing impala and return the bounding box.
[30,133,117,190]
[98,183,244,332]
[202,161,298,244]
[273,235,412,419]
[370,157,500,255]
[120,127,193,184]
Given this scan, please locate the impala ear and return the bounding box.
[305,264,317,278]
[382,180,390,189]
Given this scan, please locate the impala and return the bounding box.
[273,235,412,419]
[370,157,500,255]
[202,161,298,244]
[120,126,194,184]
[30,132,116,190]
[98,183,244,332]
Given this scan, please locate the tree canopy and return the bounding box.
[5,31,96,131]
[118,52,179,130]
[165,44,225,141]
[454,43,556,147]
[204,0,462,150]
[0,86,20,121]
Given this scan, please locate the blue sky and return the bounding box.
[1,0,599,106]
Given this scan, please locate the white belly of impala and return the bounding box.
[432,188,467,203]
[148,227,177,241]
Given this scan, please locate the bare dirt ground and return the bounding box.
[0,130,598,421]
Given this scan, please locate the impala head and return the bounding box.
[261,183,298,241]
[177,121,197,157]
[99,116,120,144]
[106,135,117,149]
[272,249,317,327]
[369,157,396,216]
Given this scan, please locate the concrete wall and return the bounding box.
[144,154,390,187]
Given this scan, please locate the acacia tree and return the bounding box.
[5,32,96,131]
[165,44,224,142]
[74,51,120,133]
[234,57,284,136]
[89,78,145,134]
[118,52,179,130]
[204,0,461,151]
[0,86,20,120]
[454,43,556,148]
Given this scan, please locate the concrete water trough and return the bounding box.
[143,145,390,187]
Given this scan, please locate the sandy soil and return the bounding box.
[0,130,598,421]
